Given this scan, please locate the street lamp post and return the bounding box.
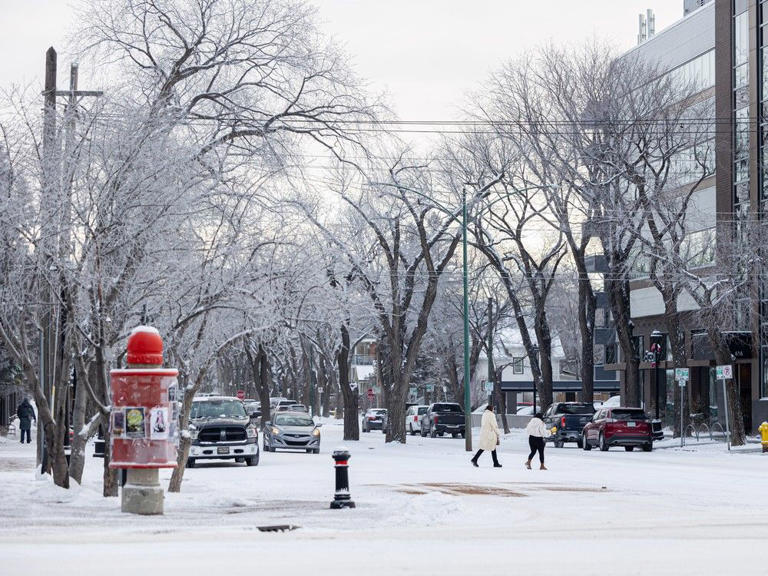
[462,188,472,451]
[387,178,503,451]
[650,330,664,420]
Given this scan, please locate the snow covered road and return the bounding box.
[1,423,766,575]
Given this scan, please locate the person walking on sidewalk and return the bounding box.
[525,412,555,470]
[16,398,36,444]
[471,405,502,468]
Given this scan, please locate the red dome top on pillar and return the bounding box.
[126,326,164,366]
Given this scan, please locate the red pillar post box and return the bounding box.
[110,326,178,514]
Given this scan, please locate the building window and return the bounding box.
[512,358,524,374]
[762,348,768,398]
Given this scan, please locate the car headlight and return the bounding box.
[271,427,280,436]
[247,426,258,438]
[312,428,321,437]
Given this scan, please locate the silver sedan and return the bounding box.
[263,411,321,454]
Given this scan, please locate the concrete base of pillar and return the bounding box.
[121,468,164,515]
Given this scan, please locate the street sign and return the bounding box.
[716,365,733,380]
[367,388,374,399]
[236,390,245,400]
[675,368,689,382]
[426,383,434,392]
[484,381,493,393]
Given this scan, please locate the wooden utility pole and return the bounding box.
[38,47,58,471]
[38,48,103,476]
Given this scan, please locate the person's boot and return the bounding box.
[471,458,478,467]
[493,462,502,468]
[540,463,547,470]
[525,460,531,470]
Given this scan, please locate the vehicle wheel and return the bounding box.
[409,424,415,436]
[246,451,259,466]
[576,436,584,449]
[186,458,196,468]
[451,432,458,438]
[438,432,444,437]
[430,428,437,438]
[582,435,591,451]
[313,448,320,454]
[599,433,608,452]
[235,456,245,463]
[460,432,465,438]
[362,424,368,433]
[624,446,634,452]
[554,439,564,448]
[306,448,313,453]
[642,443,653,452]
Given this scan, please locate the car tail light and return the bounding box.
[560,416,566,428]
[368,417,375,421]
[414,416,418,422]
[433,415,439,424]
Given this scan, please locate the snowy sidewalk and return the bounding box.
[1,423,767,575]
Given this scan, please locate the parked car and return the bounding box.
[275,399,299,412]
[289,404,308,413]
[362,408,388,432]
[405,405,429,435]
[582,407,653,452]
[262,411,321,453]
[244,401,261,419]
[420,403,465,438]
[187,396,260,467]
[544,402,596,448]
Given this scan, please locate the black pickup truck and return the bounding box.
[543,402,596,448]
[420,403,465,438]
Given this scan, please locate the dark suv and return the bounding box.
[420,403,465,438]
[187,396,260,467]
[544,402,596,448]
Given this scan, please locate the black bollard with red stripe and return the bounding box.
[330,449,355,509]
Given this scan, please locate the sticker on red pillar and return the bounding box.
[111,410,125,437]
[125,407,146,438]
[150,407,169,439]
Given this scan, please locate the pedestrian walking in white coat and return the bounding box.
[470,405,502,468]
[525,412,556,470]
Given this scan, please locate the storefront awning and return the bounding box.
[500,380,620,393]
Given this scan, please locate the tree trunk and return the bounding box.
[338,323,359,441]
[534,308,555,411]
[607,274,639,406]
[67,363,90,483]
[578,268,596,403]
[101,418,118,497]
[168,382,195,493]
[493,367,509,434]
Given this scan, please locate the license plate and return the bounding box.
[627,422,636,427]
[216,446,230,455]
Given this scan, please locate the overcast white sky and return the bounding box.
[1,0,684,122]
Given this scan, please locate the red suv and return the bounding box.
[582,407,653,452]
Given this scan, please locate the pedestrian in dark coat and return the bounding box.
[16,398,36,444]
